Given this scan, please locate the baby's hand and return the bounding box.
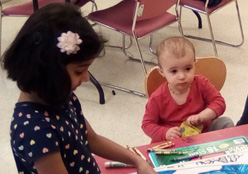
[166,127,181,140]
[187,114,204,126]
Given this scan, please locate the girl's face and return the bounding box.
[66,59,95,91]
[159,50,195,93]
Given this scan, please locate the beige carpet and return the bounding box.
[0,0,248,173]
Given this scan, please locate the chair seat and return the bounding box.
[2,0,77,16]
[88,0,177,38]
[180,0,234,14]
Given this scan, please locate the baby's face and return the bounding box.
[158,51,195,93]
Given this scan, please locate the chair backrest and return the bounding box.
[145,57,226,97]
[136,0,177,21]
[179,0,233,13]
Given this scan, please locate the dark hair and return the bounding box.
[4,3,104,107]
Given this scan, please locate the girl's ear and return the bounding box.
[157,67,165,78]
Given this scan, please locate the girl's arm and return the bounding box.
[34,151,68,174]
[85,119,156,174]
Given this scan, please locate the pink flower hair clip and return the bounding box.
[57,31,83,55]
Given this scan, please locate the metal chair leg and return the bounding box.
[176,2,184,36]
[132,34,147,74]
[234,0,244,46]
[206,13,218,57]
[32,0,39,11]
[105,34,132,50]
[122,36,157,67]
[180,0,244,56]
[192,10,202,29]
[105,34,158,67]
[182,13,218,56]
[90,0,98,11]
[89,72,105,104]
[149,35,156,55]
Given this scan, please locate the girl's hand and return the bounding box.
[187,114,203,126]
[166,127,181,140]
[136,158,156,174]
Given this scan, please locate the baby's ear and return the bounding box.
[157,67,165,78]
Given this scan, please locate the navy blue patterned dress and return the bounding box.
[10,93,100,174]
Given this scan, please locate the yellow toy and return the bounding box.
[180,121,203,137]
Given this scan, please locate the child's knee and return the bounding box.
[219,117,234,128]
[208,117,234,132]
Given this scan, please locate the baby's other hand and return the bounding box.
[166,127,181,140]
[187,114,203,126]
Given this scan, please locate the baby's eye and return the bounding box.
[186,67,192,71]
[170,69,177,74]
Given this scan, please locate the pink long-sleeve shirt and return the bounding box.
[142,75,226,143]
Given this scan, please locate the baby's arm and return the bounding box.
[34,152,68,174]
[142,98,170,142]
[85,119,156,174]
[187,76,226,127]
[187,108,217,126]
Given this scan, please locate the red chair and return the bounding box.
[1,0,67,15]
[0,0,97,58]
[179,0,244,56]
[88,0,182,75]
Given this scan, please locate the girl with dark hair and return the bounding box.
[4,3,155,174]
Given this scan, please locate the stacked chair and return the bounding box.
[88,0,182,74]
[87,0,182,96]
[178,0,244,56]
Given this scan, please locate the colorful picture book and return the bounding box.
[130,151,248,174]
[155,150,248,173]
[149,136,248,167]
[157,164,248,174]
